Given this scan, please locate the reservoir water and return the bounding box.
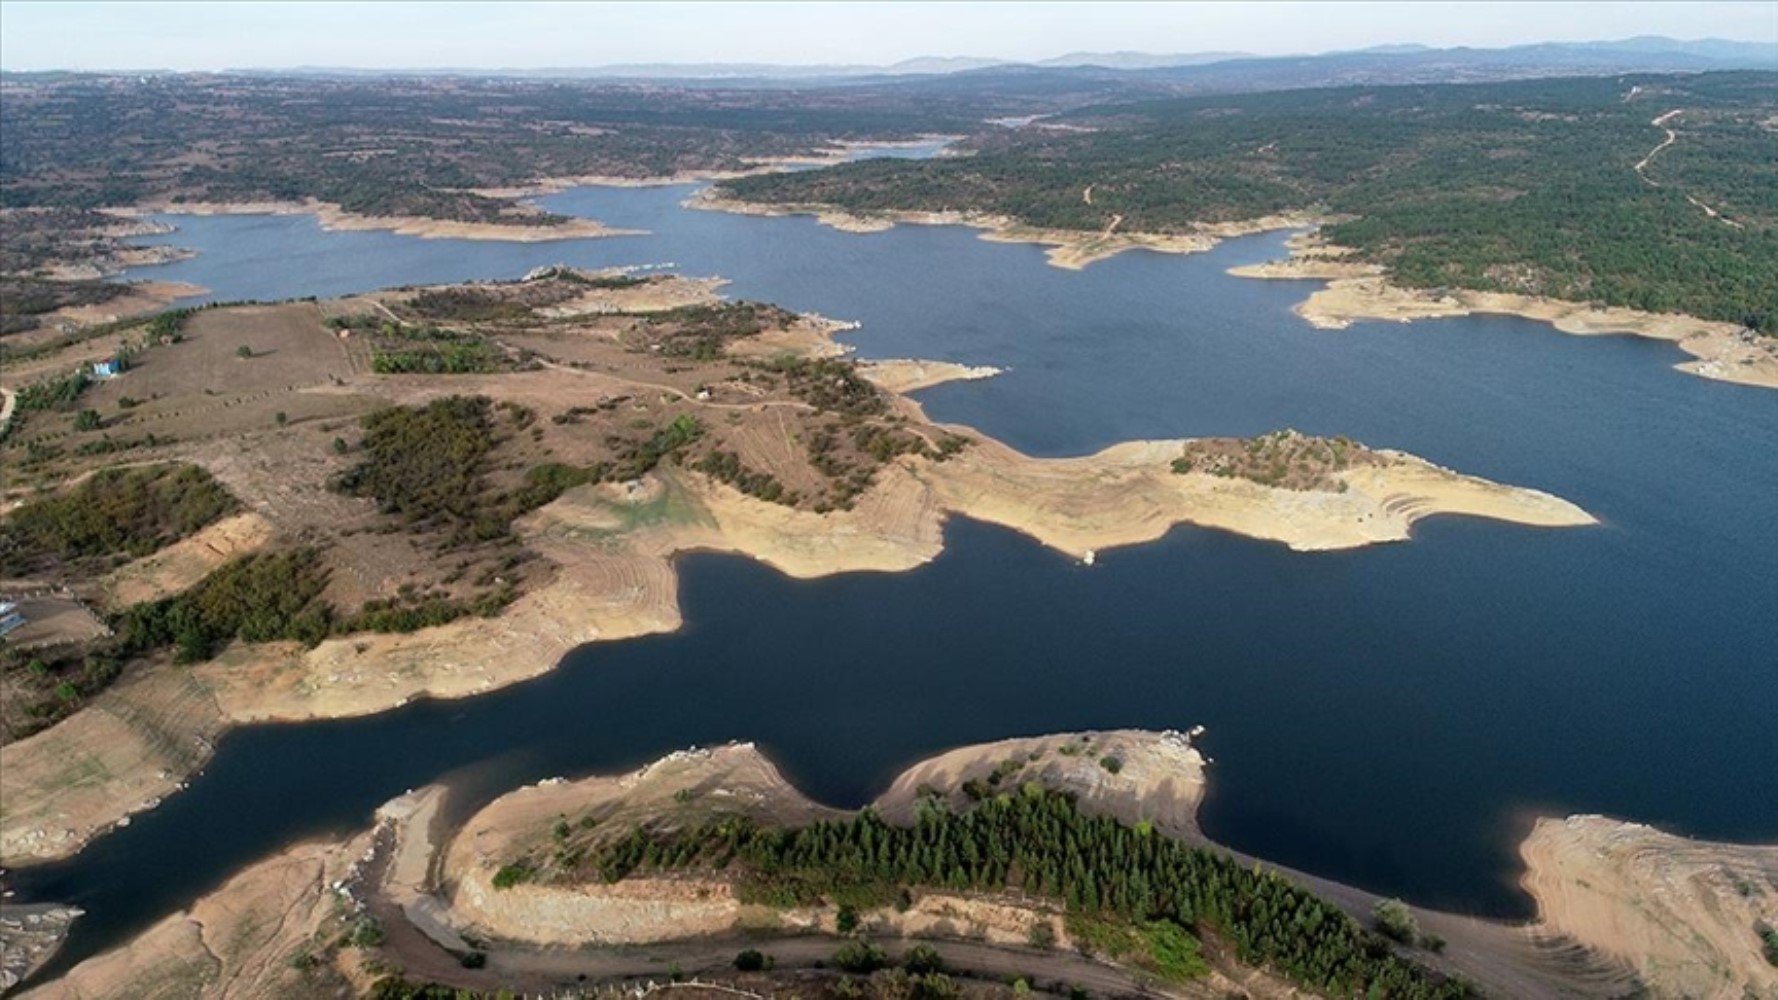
[11,177,1777,974]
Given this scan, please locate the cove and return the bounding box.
[16,178,1774,973]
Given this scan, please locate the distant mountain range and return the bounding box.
[232,36,1773,83]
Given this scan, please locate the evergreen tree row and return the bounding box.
[584,788,1474,999]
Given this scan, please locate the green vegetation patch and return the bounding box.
[723,73,1778,333]
[1,643,124,743]
[334,396,704,545]
[14,370,92,412]
[1172,429,1370,491]
[560,789,1471,998]
[0,275,126,333]
[333,395,500,537]
[637,301,796,359]
[0,463,237,576]
[115,547,333,662]
[336,584,517,635]
[404,287,536,324]
[370,339,502,375]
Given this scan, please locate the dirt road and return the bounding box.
[1633,109,1743,229]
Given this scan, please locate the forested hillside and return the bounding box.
[564,788,1472,997]
[723,72,1778,330]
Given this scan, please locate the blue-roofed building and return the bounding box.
[0,601,24,637]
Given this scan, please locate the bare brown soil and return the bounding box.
[91,513,276,611]
[1520,815,1778,998]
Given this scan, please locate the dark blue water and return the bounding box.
[14,179,1775,974]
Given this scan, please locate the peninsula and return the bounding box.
[0,270,1590,868]
[18,732,1773,999]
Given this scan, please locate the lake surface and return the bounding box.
[12,173,1777,975]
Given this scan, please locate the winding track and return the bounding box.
[1633,108,1744,229]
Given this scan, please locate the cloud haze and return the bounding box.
[1,1,1774,72]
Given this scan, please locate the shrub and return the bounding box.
[733,949,772,972]
[833,939,888,973]
[491,863,534,889]
[902,943,944,975]
[836,902,860,933]
[1140,921,1208,982]
[16,370,90,411]
[0,463,237,575]
[114,547,333,662]
[236,345,253,359]
[342,915,385,949]
[1373,899,1420,945]
[1098,755,1123,774]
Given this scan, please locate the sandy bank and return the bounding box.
[687,188,1321,270]
[874,730,1207,839]
[118,199,641,242]
[441,735,1199,950]
[1232,234,1778,391]
[16,837,369,1000]
[1520,814,1778,999]
[445,744,844,946]
[925,435,1593,558]
[857,358,1003,394]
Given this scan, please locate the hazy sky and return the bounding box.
[1,2,1773,71]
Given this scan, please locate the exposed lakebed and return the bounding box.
[11,177,1776,972]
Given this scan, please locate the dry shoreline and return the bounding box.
[1519,814,1778,998]
[686,187,1323,270]
[27,733,1771,999]
[0,286,1594,868]
[111,199,641,243]
[0,430,1592,868]
[690,188,1777,390]
[468,136,963,200]
[856,358,1003,394]
[1228,232,1778,391]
